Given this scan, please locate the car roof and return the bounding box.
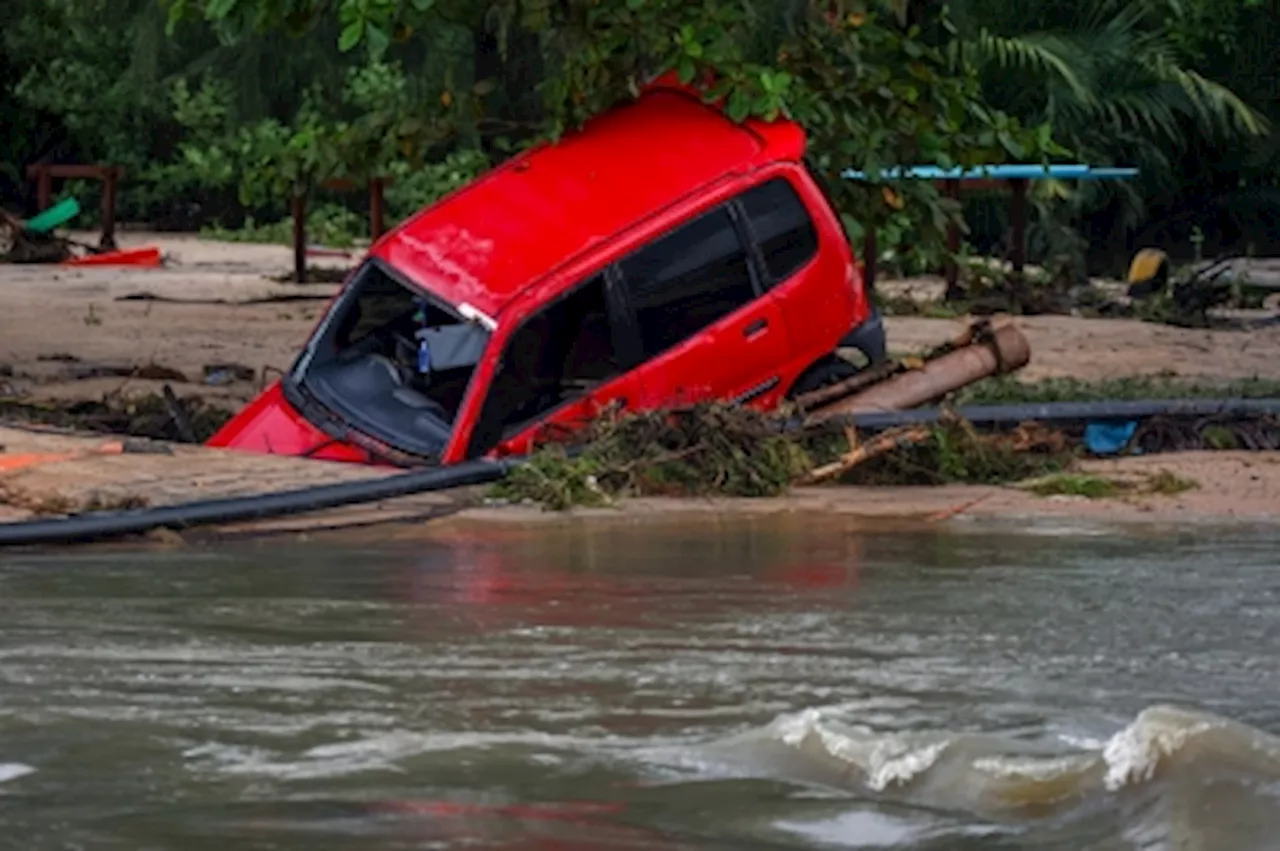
[370,87,804,320]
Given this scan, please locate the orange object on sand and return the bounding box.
[63,247,162,268]
[0,441,124,472]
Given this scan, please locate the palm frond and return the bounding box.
[1146,55,1270,137]
[970,30,1093,105]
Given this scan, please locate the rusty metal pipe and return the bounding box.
[806,324,1030,424]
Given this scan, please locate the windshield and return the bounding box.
[289,259,492,460]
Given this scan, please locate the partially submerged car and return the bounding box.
[208,81,886,467]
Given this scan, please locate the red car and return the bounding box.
[208,81,886,467]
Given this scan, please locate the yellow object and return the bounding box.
[1127,248,1170,286]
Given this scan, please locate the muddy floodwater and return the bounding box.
[2,517,1279,850]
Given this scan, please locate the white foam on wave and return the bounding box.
[0,763,34,784]
[767,707,950,792]
[1098,704,1280,791]
[753,701,1280,807]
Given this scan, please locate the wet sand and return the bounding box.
[1,233,1279,535]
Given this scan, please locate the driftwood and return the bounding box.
[0,210,73,264]
[802,425,932,484]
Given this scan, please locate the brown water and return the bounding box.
[1,516,1279,850]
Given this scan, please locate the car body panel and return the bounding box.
[206,383,373,464]
[371,89,772,320]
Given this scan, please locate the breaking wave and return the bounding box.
[0,763,34,785]
[690,703,1280,817]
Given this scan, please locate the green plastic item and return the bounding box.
[25,197,81,234]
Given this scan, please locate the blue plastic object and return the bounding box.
[417,338,432,374]
[841,163,1139,182]
[1083,421,1140,455]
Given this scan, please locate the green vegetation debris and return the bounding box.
[836,419,1076,487]
[1143,469,1199,495]
[490,407,1079,510]
[1022,468,1199,499]
[1025,473,1120,498]
[953,375,1280,407]
[490,404,812,511]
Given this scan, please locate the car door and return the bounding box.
[738,172,861,370]
[614,200,791,410]
[462,271,645,459]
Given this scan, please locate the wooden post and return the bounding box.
[100,168,119,249]
[862,226,877,297]
[34,166,52,212]
[943,178,962,301]
[1009,178,1028,281]
[291,190,307,284]
[370,177,386,241]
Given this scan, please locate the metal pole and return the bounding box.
[35,167,51,212]
[1009,178,1028,281]
[370,177,385,241]
[944,178,961,300]
[291,189,306,284]
[100,168,119,250]
[863,227,877,296]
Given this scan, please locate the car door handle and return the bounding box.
[744,318,768,337]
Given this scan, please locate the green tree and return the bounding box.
[951,0,1270,248]
[163,0,1055,265]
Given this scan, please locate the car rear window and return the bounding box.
[740,178,819,285]
[617,206,757,358]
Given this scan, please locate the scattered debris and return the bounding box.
[0,393,233,444]
[837,418,1075,488]
[802,425,931,484]
[64,362,189,383]
[1021,469,1199,499]
[116,292,333,305]
[0,481,149,517]
[880,251,1280,330]
[0,440,125,473]
[64,247,163,268]
[490,404,813,511]
[489,405,1081,510]
[807,323,1030,421]
[202,363,257,386]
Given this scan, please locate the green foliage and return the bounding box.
[200,203,367,247]
[955,375,1280,406]
[384,147,491,222]
[490,404,814,510]
[1022,468,1199,498]
[148,0,1062,263]
[953,0,1269,231]
[3,0,1272,283]
[840,420,1075,486]
[1025,473,1120,498]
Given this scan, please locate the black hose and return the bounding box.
[0,457,516,548]
[825,398,1280,432]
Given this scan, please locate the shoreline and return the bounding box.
[2,420,1276,544]
[2,233,1279,544]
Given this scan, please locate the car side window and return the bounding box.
[617,205,757,359]
[466,274,624,458]
[740,178,819,285]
